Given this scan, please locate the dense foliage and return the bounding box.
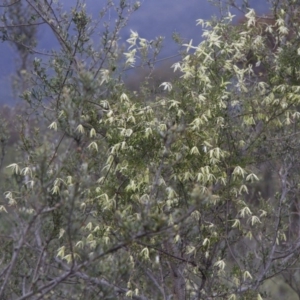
[1,0,300,299]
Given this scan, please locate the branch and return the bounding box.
[75,271,148,300]
[0,209,41,298]
[0,0,21,8]
[254,163,291,289]
[16,269,74,300]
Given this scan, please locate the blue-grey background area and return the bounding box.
[0,0,269,105]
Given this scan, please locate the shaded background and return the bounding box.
[0,0,269,105]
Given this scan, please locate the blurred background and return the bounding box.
[0,0,269,105]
